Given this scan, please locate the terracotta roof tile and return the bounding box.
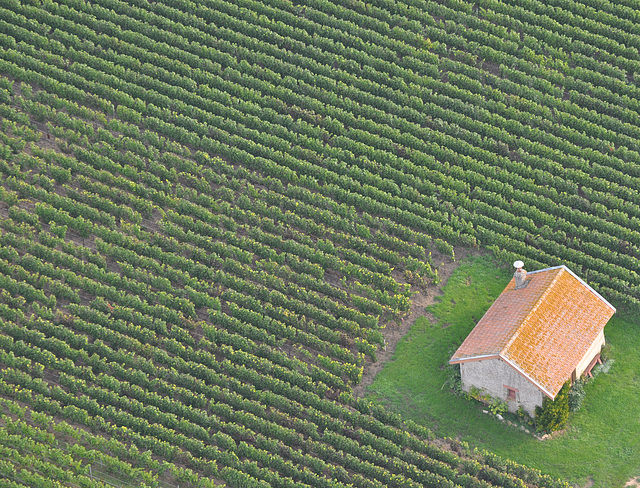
[450,266,615,398]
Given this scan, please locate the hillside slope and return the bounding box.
[1,0,639,486]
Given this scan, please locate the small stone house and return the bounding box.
[449,263,616,416]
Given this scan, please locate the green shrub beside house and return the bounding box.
[534,381,570,434]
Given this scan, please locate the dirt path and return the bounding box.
[353,246,481,398]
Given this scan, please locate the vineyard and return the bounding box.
[0,0,638,485]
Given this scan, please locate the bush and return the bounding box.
[535,381,570,433]
[592,359,614,376]
[568,380,586,412]
[445,362,463,395]
[487,397,508,416]
[600,343,612,362]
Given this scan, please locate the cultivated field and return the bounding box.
[0,0,639,486]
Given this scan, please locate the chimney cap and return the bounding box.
[513,260,524,269]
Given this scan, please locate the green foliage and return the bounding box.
[1,0,640,485]
[487,398,508,417]
[48,221,67,239]
[466,386,508,416]
[535,382,571,433]
[444,361,463,395]
[568,380,586,412]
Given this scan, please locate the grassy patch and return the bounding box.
[365,254,640,487]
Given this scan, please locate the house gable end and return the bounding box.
[459,357,545,416]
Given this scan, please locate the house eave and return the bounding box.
[449,354,500,365]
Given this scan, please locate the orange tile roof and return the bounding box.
[450,266,615,398]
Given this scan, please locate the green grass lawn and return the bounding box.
[366,254,640,488]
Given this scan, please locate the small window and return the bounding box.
[507,387,517,401]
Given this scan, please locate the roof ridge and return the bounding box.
[531,266,615,311]
[525,265,563,276]
[500,267,565,358]
[561,266,617,312]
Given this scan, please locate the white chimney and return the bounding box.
[513,260,527,289]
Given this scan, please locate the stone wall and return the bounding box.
[460,357,544,416]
